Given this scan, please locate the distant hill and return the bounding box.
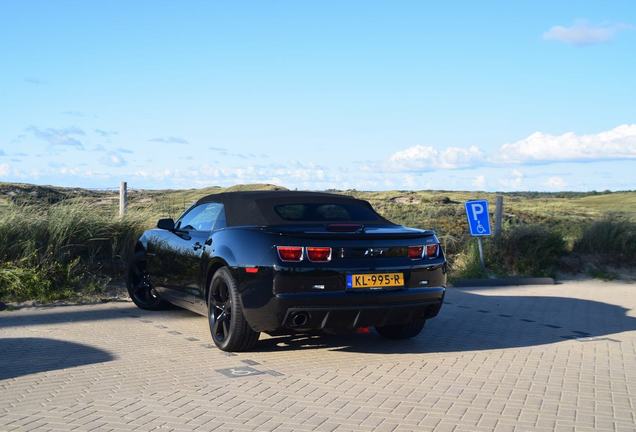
[1,182,634,239]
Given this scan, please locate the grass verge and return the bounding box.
[0,202,144,302]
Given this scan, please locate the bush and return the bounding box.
[449,240,488,280]
[492,224,566,277]
[574,217,636,265]
[0,202,145,302]
[0,259,77,302]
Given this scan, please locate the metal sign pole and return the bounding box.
[477,237,485,271]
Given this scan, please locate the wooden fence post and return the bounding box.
[119,181,128,217]
[494,194,503,237]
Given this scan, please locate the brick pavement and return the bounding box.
[1,280,635,431]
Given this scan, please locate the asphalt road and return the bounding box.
[1,280,635,432]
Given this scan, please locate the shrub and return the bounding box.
[574,216,636,265]
[0,259,78,302]
[0,202,145,302]
[492,224,566,277]
[449,240,488,280]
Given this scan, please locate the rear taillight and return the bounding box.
[408,244,439,259]
[426,244,439,258]
[276,246,333,262]
[277,246,303,262]
[307,247,332,262]
[407,246,424,259]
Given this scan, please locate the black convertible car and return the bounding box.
[128,191,446,351]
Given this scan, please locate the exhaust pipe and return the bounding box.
[290,312,309,327]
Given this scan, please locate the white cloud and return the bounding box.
[100,151,127,167]
[130,162,332,189]
[0,163,10,177]
[543,21,631,46]
[53,166,110,179]
[26,126,85,149]
[57,166,82,176]
[11,122,635,191]
[545,176,567,189]
[472,175,486,189]
[498,169,524,190]
[404,174,417,188]
[150,136,189,144]
[94,129,118,138]
[497,124,636,163]
[388,124,636,171]
[389,145,483,170]
[134,168,175,180]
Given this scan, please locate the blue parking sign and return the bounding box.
[465,200,491,236]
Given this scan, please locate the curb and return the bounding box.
[450,277,555,287]
[0,297,130,311]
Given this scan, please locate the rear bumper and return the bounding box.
[242,286,445,332]
[277,288,444,330]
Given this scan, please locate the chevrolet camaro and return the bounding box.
[127,191,446,351]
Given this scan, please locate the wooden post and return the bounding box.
[119,181,128,218]
[494,194,503,237]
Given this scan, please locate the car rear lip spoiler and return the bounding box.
[326,223,364,233]
[272,231,434,240]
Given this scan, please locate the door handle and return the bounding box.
[193,242,203,251]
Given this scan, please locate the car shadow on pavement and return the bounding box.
[0,305,197,329]
[259,289,636,354]
[2,289,635,356]
[0,338,114,380]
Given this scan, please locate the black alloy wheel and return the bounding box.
[127,259,170,310]
[207,267,260,352]
[210,280,232,344]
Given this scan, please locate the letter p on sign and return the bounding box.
[471,203,484,221]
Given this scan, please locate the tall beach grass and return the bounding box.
[0,202,145,302]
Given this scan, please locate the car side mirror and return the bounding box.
[157,218,175,231]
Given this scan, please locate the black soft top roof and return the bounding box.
[196,190,393,226]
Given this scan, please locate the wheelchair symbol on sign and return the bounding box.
[230,368,256,376]
[476,221,486,234]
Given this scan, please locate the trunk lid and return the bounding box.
[263,224,434,240]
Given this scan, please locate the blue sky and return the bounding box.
[1,1,635,191]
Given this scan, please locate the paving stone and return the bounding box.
[1,280,635,431]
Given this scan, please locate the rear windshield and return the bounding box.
[274,202,382,222]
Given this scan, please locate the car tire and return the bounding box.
[127,257,172,310]
[376,319,426,339]
[208,267,260,352]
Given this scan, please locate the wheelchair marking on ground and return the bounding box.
[216,367,264,378]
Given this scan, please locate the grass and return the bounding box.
[0,182,634,302]
[574,216,636,265]
[0,201,145,302]
[571,192,636,217]
[491,224,566,277]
